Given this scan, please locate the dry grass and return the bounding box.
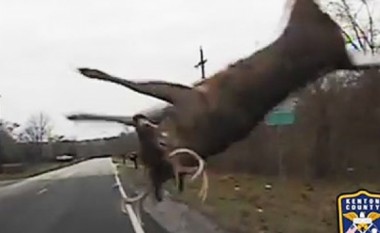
[172,173,380,233]
[116,160,150,188]
[117,161,380,233]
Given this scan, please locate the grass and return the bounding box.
[115,158,148,188]
[0,160,80,181]
[112,156,123,165]
[116,160,380,233]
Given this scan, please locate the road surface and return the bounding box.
[0,158,168,233]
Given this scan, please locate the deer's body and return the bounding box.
[156,0,353,157]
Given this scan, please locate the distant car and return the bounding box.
[55,154,74,162]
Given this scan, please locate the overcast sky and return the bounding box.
[0,0,377,140]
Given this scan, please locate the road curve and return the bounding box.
[0,158,168,233]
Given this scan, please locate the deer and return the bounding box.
[67,113,191,223]
[71,0,380,211]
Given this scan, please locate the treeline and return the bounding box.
[208,69,380,181]
[0,110,138,167]
[0,130,133,165]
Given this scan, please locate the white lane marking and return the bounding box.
[112,163,145,233]
[37,188,48,195]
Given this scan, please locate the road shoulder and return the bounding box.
[116,162,228,233]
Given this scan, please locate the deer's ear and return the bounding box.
[78,68,198,106]
[132,114,158,128]
[66,113,135,126]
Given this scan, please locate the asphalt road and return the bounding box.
[0,158,168,233]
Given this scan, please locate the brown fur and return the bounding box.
[153,0,355,158]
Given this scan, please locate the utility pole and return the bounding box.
[194,46,207,80]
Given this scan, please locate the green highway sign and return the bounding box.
[265,110,295,126]
[265,97,297,126]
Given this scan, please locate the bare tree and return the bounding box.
[0,123,4,170]
[19,112,53,143]
[0,121,24,164]
[324,0,380,53]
